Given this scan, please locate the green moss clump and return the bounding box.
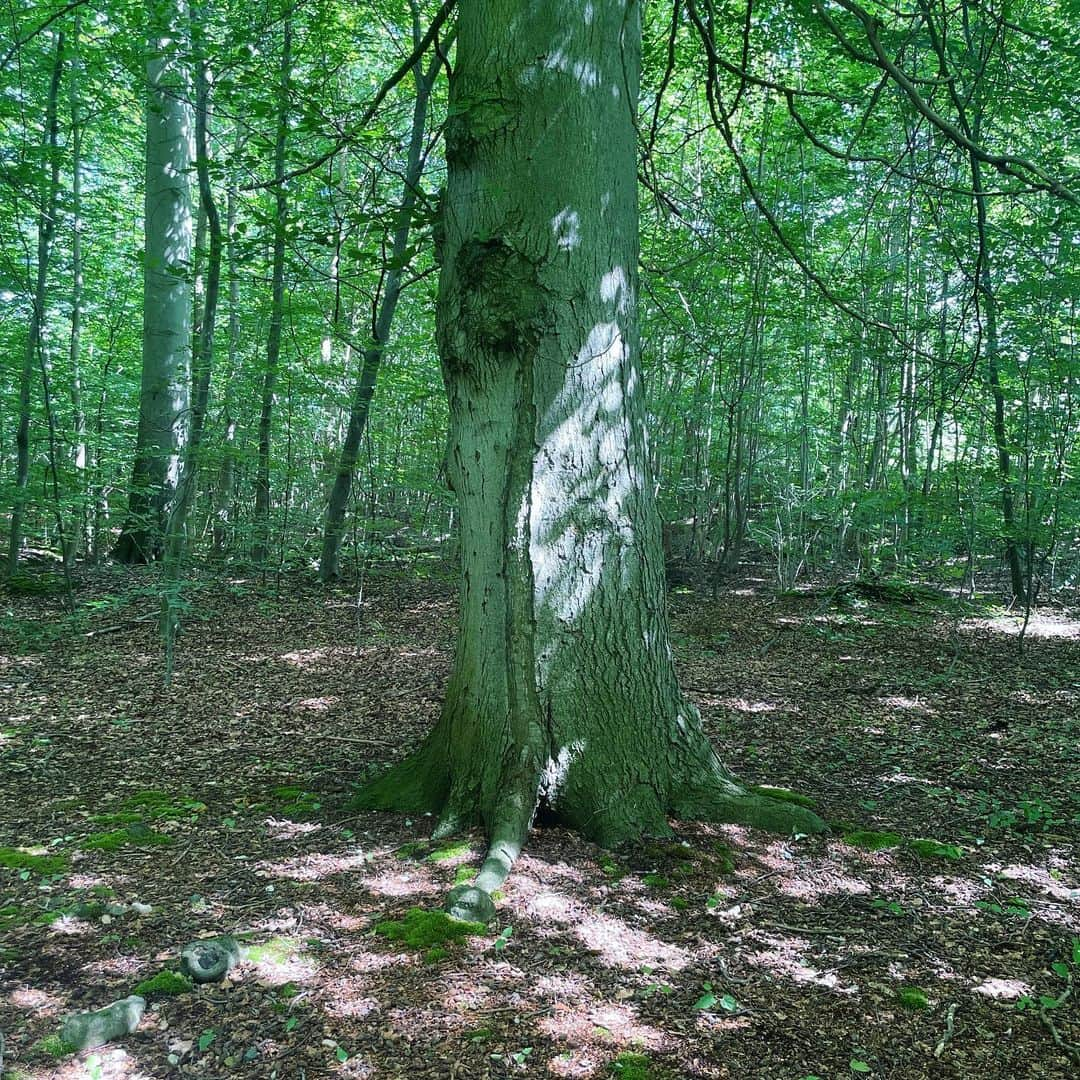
[133,969,194,998]
[843,830,903,852]
[710,841,736,875]
[599,856,626,880]
[896,986,930,1010]
[642,874,669,889]
[670,897,689,911]
[0,903,24,926]
[374,907,485,951]
[453,865,475,886]
[424,946,449,964]
[272,786,305,801]
[611,1051,655,1079]
[394,841,427,860]
[427,840,472,862]
[90,810,145,825]
[30,1034,77,1059]
[750,785,817,809]
[82,827,173,851]
[0,847,68,875]
[906,838,962,860]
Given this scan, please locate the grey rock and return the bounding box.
[444,884,496,925]
[180,935,242,983]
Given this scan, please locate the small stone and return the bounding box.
[180,936,242,983]
[444,884,496,925]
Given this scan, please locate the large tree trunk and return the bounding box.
[357,0,822,923]
[113,0,192,563]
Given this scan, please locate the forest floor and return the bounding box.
[0,562,1078,1080]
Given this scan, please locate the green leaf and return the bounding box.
[285,1017,299,1032]
[198,1030,216,1052]
[850,1061,871,1073]
[1051,961,1070,979]
[335,1046,349,1062]
[719,993,738,1012]
[693,991,717,1010]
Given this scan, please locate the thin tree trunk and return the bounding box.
[318,23,442,580]
[252,12,291,565]
[161,34,221,680]
[7,33,64,577]
[211,142,242,558]
[69,9,88,566]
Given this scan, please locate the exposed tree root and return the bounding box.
[355,743,826,925]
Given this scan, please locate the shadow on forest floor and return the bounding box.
[0,565,1077,1078]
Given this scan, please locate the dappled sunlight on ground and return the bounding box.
[573,911,691,970]
[8,986,65,1016]
[3,573,1078,1078]
[992,861,1080,902]
[539,999,668,1053]
[257,849,368,882]
[973,976,1033,1001]
[744,930,856,994]
[264,816,323,840]
[356,867,441,899]
[961,613,1080,639]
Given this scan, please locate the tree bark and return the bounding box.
[356,0,823,922]
[113,0,192,563]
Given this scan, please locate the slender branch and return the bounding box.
[242,0,456,191]
[1,0,87,70]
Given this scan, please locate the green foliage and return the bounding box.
[374,907,485,951]
[132,969,194,998]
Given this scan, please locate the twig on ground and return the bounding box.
[934,1002,958,1058]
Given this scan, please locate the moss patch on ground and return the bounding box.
[82,827,173,851]
[611,1052,659,1079]
[907,838,962,860]
[843,829,962,860]
[132,969,194,998]
[270,786,322,818]
[374,907,485,951]
[246,935,302,965]
[843,829,904,851]
[29,1034,77,1059]
[897,986,931,1010]
[0,847,68,875]
[750,784,817,809]
[92,789,205,825]
[427,839,472,862]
